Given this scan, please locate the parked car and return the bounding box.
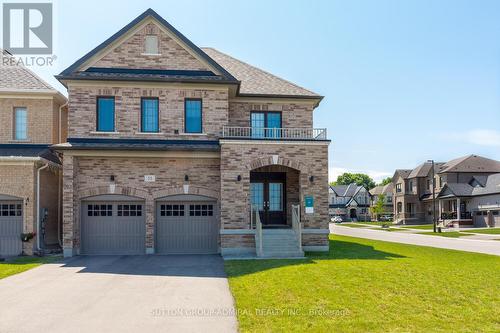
[379,215,393,222]
[331,216,343,223]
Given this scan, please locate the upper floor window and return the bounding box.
[96,97,115,132]
[185,99,202,133]
[14,107,27,140]
[144,35,159,54]
[439,177,443,188]
[251,111,282,138]
[396,183,402,193]
[141,98,159,133]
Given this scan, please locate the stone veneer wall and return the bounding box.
[220,141,329,251]
[67,85,228,140]
[62,155,220,254]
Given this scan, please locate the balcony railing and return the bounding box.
[222,126,327,140]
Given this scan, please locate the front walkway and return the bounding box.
[331,224,500,256]
[0,255,238,333]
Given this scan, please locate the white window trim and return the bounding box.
[90,131,120,135]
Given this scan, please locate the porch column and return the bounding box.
[456,198,461,221]
[438,200,442,221]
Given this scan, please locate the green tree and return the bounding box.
[332,173,376,189]
[379,177,392,186]
[370,194,386,221]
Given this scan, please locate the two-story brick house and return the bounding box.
[368,183,393,220]
[0,51,67,256]
[54,9,330,258]
[393,155,500,225]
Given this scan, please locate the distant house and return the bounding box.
[329,184,370,221]
[393,154,500,226]
[369,183,393,220]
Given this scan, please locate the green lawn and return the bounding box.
[0,256,59,280]
[420,231,473,238]
[225,235,500,333]
[400,224,435,230]
[462,228,500,235]
[356,221,394,226]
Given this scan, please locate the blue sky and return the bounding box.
[23,0,500,182]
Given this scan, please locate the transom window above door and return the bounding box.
[250,112,282,138]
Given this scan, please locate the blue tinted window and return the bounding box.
[97,97,115,132]
[267,113,281,128]
[14,107,27,140]
[185,99,202,133]
[141,98,159,132]
[251,113,265,138]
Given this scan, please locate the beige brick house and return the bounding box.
[0,51,67,256]
[55,9,330,258]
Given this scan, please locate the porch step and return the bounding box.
[258,229,304,258]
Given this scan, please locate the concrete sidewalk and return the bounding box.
[331,224,500,256]
[0,255,238,333]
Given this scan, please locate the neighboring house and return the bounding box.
[329,184,370,221]
[369,183,393,220]
[393,155,500,226]
[54,9,330,258]
[0,51,67,256]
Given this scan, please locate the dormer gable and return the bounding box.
[57,9,237,84]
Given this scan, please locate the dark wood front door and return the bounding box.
[250,172,286,226]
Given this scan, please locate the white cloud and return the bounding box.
[329,167,392,184]
[464,129,500,147]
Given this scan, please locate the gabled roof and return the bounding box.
[56,9,322,101]
[393,169,412,181]
[202,47,321,99]
[57,9,237,83]
[408,162,445,178]
[369,183,393,196]
[0,50,63,96]
[439,155,500,174]
[437,173,500,198]
[330,183,366,198]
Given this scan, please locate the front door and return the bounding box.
[250,172,286,226]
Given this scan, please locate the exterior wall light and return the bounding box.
[184,175,189,181]
[309,176,314,182]
[237,175,242,181]
[110,175,115,182]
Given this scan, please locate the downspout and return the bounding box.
[36,162,50,252]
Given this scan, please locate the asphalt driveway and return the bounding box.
[0,255,238,333]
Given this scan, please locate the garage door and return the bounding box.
[81,201,145,255]
[156,199,218,254]
[0,201,23,257]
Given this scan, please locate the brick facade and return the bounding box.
[62,154,220,253]
[93,23,209,71]
[67,85,229,140]
[219,141,330,250]
[0,97,62,144]
[228,100,313,128]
